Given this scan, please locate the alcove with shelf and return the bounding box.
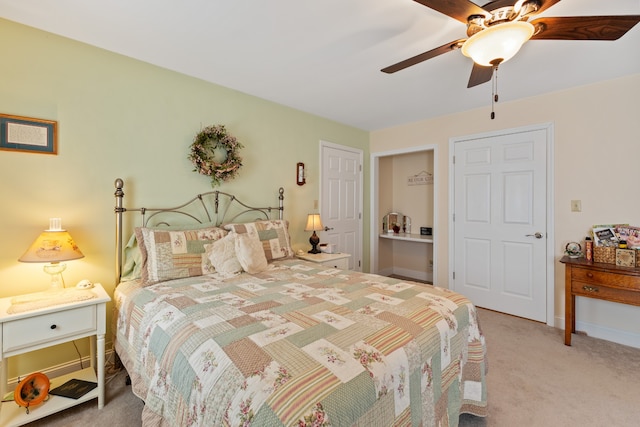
[372,147,436,283]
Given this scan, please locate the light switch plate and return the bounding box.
[571,200,582,212]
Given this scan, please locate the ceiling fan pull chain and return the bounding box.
[491,65,499,120]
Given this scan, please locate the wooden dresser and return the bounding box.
[560,256,640,345]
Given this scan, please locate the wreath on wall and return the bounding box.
[188,124,244,187]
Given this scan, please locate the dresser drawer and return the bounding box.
[572,280,640,306]
[3,305,97,353]
[572,267,640,291]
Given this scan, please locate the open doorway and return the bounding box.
[371,145,438,282]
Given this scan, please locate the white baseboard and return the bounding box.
[554,316,640,349]
[7,349,116,389]
[390,267,433,283]
[374,267,433,283]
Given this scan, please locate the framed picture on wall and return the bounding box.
[0,113,57,155]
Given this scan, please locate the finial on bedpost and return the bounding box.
[278,187,284,220]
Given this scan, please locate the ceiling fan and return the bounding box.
[381,0,640,88]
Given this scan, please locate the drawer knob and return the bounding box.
[582,285,599,293]
[586,273,594,278]
[50,324,57,330]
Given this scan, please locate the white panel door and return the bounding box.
[321,142,363,271]
[453,129,547,321]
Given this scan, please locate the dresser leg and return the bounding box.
[564,264,574,346]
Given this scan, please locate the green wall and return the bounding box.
[0,19,369,377]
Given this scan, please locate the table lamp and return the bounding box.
[19,218,84,289]
[304,213,323,254]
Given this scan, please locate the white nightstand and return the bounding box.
[0,284,110,426]
[296,252,351,270]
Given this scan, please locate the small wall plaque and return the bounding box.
[420,227,432,236]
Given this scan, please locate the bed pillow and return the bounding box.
[224,220,293,262]
[205,233,243,276]
[120,221,220,282]
[234,232,269,273]
[120,232,143,282]
[135,226,227,284]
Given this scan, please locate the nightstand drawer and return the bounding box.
[327,257,349,270]
[3,305,97,353]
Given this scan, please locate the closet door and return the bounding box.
[453,127,548,322]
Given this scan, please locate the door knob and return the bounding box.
[324,226,333,232]
[525,232,543,239]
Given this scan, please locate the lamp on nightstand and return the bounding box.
[304,213,323,254]
[19,218,84,289]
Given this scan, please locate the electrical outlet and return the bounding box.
[571,200,582,212]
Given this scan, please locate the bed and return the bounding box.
[112,178,487,426]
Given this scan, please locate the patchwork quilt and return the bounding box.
[114,259,487,426]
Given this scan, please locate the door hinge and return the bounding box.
[453,155,455,164]
[359,212,362,219]
[453,272,455,280]
[358,260,361,267]
[359,164,362,172]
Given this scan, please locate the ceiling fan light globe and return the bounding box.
[461,21,534,67]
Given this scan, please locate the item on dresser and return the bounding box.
[592,226,618,247]
[585,236,593,261]
[615,248,636,267]
[593,246,616,264]
[564,242,582,258]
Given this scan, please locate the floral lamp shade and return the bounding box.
[19,218,84,289]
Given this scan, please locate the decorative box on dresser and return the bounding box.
[0,283,111,426]
[296,252,351,270]
[560,256,640,346]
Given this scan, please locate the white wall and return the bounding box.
[371,74,640,347]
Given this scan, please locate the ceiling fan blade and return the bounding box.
[531,16,640,40]
[481,0,561,15]
[412,0,488,24]
[381,39,466,74]
[467,63,494,88]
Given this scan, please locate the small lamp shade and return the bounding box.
[19,218,84,289]
[304,214,324,232]
[304,214,323,254]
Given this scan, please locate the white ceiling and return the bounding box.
[1,0,639,131]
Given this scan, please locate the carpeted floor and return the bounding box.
[22,308,640,426]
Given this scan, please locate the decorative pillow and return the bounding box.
[205,233,242,277]
[224,220,293,262]
[234,232,269,274]
[135,226,227,284]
